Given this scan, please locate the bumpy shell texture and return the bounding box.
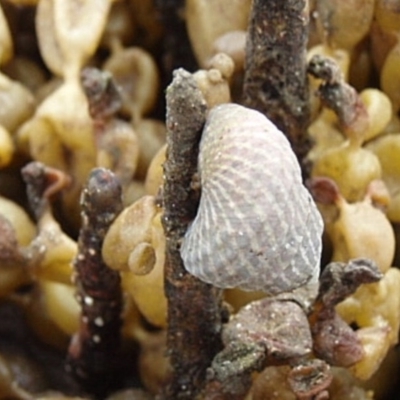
[180,103,323,295]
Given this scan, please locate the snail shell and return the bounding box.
[180,103,323,295]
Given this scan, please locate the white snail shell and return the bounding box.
[180,103,323,295]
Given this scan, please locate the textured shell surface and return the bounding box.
[180,103,323,295]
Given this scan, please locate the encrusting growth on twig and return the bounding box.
[66,168,123,396]
[80,67,139,190]
[21,161,71,221]
[242,0,311,169]
[307,54,368,141]
[204,296,315,399]
[80,67,122,129]
[202,255,382,399]
[308,258,382,367]
[161,68,225,399]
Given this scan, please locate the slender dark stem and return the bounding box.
[309,259,382,368]
[21,161,71,221]
[66,168,123,396]
[242,0,311,171]
[307,54,368,140]
[161,69,224,399]
[80,67,122,129]
[155,0,197,73]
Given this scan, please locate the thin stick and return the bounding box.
[242,0,311,168]
[155,0,197,80]
[66,168,123,396]
[161,69,224,399]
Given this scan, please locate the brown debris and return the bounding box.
[309,259,382,367]
[242,0,311,169]
[288,359,332,400]
[80,67,122,126]
[222,298,313,363]
[204,297,313,399]
[81,66,140,188]
[161,68,224,399]
[317,259,382,306]
[21,161,71,221]
[307,54,368,140]
[66,168,124,396]
[205,341,266,399]
[154,0,198,78]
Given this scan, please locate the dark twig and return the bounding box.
[80,67,122,129]
[153,0,198,120]
[154,0,197,77]
[81,67,137,187]
[21,161,71,221]
[161,69,224,399]
[308,259,382,367]
[66,168,123,396]
[242,0,311,168]
[307,54,368,141]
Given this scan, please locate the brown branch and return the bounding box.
[154,0,197,76]
[308,259,382,367]
[66,168,123,396]
[21,161,71,221]
[161,69,224,399]
[80,67,122,128]
[307,54,368,141]
[242,0,311,170]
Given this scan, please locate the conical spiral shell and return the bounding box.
[180,103,323,295]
